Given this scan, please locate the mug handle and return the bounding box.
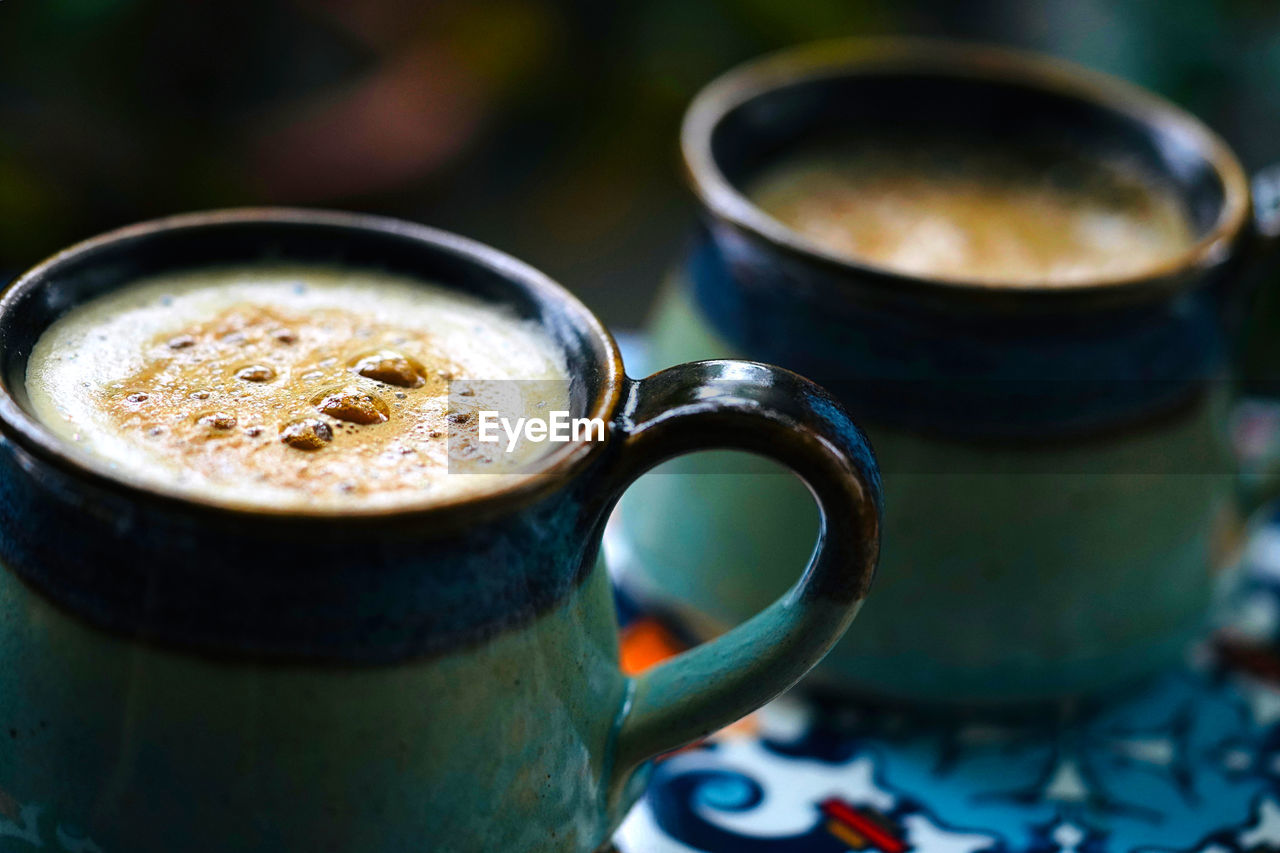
[590,359,882,778]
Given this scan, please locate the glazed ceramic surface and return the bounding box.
[0,210,883,852]
[610,40,1280,707]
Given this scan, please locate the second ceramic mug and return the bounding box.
[611,39,1280,708]
[0,209,882,852]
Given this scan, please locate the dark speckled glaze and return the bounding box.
[0,209,882,852]
[613,39,1280,709]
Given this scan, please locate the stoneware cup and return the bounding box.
[610,39,1280,709]
[0,209,882,852]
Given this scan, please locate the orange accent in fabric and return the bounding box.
[820,799,905,853]
[619,619,683,675]
[826,819,869,848]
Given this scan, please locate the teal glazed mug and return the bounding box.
[0,210,883,852]
[610,39,1280,709]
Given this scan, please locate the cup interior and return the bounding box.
[685,43,1250,288]
[0,209,620,511]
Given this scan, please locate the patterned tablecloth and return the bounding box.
[610,516,1280,853]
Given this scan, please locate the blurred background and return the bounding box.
[2,0,1280,328]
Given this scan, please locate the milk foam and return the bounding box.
[26,265,572,510]
[749,137,1196,285]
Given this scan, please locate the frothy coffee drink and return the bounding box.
[748,137,1196,285]
[26,266,571,510]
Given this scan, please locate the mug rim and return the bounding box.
[0,207,625,525]
[681,37,1253,301]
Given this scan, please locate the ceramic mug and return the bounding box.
[0,209,882,852]
[610,39,1280,708]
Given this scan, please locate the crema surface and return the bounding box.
[26,266,571,510]
[748,137,1196,286]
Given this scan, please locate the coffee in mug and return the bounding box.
[748,135,1195,285]
[26,264,568,509]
